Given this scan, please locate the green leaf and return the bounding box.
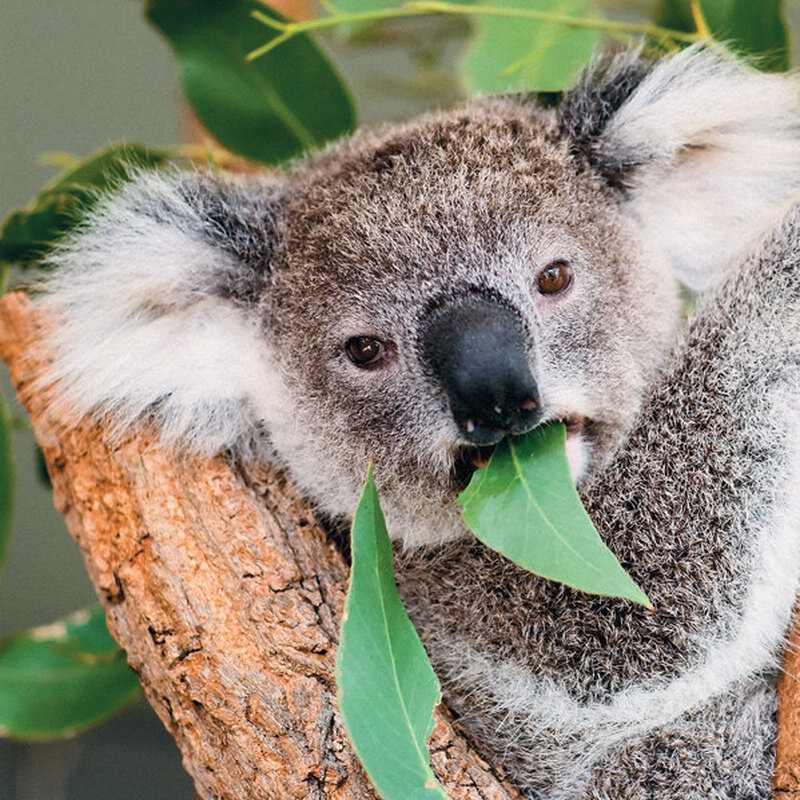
[146,0,356,164]
[0,143,168,269]
[459,423,650,606]
[655,0,789,71]
[336,467,449,800]
[0,391,14,574]
[462,0,600,93]
[655,0,724,29]
[0,605,141,740]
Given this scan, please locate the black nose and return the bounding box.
[422,294,542,445]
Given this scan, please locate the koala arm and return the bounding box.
[396,203,800,799]
[578,200,800,800]
[36,170,289,458]
[584,684,777,800]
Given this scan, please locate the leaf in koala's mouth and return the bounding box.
[457,422,651,607]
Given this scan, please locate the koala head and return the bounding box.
[266,97,679,541]
[40,47,800,547]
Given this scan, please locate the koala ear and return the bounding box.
[559,46,800,290]
[38,169,289,458]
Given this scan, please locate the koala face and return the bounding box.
[41,48,800,548]
[263,99,681,545]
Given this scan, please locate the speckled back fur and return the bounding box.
[34,46,800,797]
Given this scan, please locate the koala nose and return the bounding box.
[422,295,542,445]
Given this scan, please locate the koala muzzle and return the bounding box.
[423,295,541,445]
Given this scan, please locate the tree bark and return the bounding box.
[776,611,800,796]
[0,291,521,800]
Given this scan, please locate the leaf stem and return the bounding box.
[689,0,711,38]
[406,1,695,40]
[250,9,286,31]
[246,27,295,61]
[248,1,700,61]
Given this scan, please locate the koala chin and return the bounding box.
[37,45,800,798]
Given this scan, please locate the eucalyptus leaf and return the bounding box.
[0,391,14,573]
[655,0,788,70]
[459,423,650,606]
[462,0,600,93]
[336,467,449,800]
[0,606,141,740]
[655,0,726,29]
[0,143,167,269]
[146,0,356,165]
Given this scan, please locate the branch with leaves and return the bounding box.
[248,1,700,62]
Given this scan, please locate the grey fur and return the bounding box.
[397,207,800,796]
[137,170,284,303]
[35,46,800,797]
[557,48,655,186]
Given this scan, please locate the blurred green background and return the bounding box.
[0,3,178,633]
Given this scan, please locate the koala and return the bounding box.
[35,46,800,798]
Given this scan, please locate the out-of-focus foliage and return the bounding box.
[146,0,355,164]
[0,606,141,740]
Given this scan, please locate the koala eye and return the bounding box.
[345,336,388,368]
[537,261,573,295]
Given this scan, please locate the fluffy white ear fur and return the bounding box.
[605,47,800,291]
[36,171,290,457]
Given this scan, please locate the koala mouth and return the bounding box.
[564,416,585,438]
[452,444,497,491]
[451,416,586,491]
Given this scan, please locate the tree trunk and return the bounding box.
[0,291,521,800]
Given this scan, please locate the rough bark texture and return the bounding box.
[776,611,800,796]
[0,291,521,800]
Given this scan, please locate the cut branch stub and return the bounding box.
[0,290,521,800]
